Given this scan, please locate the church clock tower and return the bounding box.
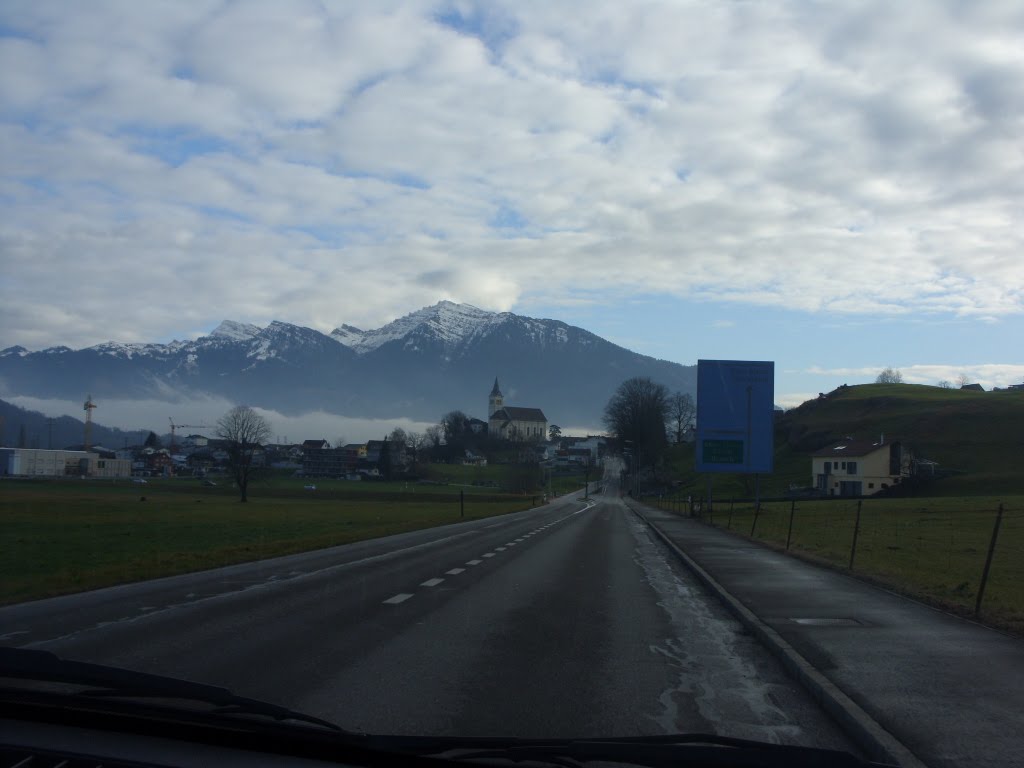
[488,377,504,418]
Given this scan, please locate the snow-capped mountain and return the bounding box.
[0,302,695,425]
[331,301,504,354]
[211,320,262,342]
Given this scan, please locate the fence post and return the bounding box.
[848,499,862,570]
[975,504,1004,617]
[460,489,465,518]
[786,500,796,550]
[750,501,761,537]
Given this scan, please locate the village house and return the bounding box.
[811,438,907,497]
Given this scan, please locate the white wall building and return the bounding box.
[0,448,131,478]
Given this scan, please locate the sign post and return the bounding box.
[696,360,775,509]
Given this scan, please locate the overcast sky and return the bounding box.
[2,0,1023,414]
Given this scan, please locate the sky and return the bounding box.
[2,0,1023,422]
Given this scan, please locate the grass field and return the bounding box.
[658,385,1024,498]
[0,474,587,605]
[648,494,1024,635]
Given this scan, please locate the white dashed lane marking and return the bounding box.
[380,506,590,608]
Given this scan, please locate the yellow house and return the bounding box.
[811,439,905,497]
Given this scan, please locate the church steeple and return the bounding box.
[488,377,504,418]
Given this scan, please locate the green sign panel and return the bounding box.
[702,439,744,465]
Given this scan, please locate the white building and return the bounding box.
[811,439,906,496]
[0,448,131,478]
[486,378,548,442]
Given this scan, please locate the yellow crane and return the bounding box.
[168,418,211,455]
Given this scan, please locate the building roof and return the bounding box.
[812,439,893,458]
[960,383,985,391]
[490,377,502,397]
[302,439,329,449]
[491,406,547,422]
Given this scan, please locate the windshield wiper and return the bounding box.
[379,733,894,768]
[0,647,343,732]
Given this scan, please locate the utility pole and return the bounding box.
[47,418,53,449]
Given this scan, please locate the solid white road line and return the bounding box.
[383,593,414,605]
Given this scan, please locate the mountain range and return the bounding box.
[0,302,696,428]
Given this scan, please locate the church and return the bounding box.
[486,378,548,441]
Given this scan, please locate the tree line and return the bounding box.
[602,377,695,470]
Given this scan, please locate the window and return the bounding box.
[868,482,875,489]
[847,461,857,475]
[841,462,846,469]
[824,461,831,473]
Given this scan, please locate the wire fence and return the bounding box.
[644,493,1024,635]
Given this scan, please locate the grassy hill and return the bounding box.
[665,384,1024,497]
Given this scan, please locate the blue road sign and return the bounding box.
[696,360,774,474]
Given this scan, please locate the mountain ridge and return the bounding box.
[0,302,696,426]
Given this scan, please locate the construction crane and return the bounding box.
[168,418,211,455]
[83,394,97,451]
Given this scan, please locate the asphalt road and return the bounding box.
[2,474,858,751]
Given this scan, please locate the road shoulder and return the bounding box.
[628,498,1024,768]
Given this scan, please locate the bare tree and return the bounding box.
[603,377,670,467]
[667,392,696,444]
[424,425,443,449]
[937,380,952,389]
[405,431,424,461]
[216,405,271,503]
[875,367,904,384]
[548,424,561,441]
[956,373,970,388]
[440,410,470,445]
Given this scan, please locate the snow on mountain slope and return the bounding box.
[331,301,519,354]
[330,324,367,348]
[211,320,262,342]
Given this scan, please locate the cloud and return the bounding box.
[774,393,820,410]
[4,394,436,445]
[2,1,1024,349]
